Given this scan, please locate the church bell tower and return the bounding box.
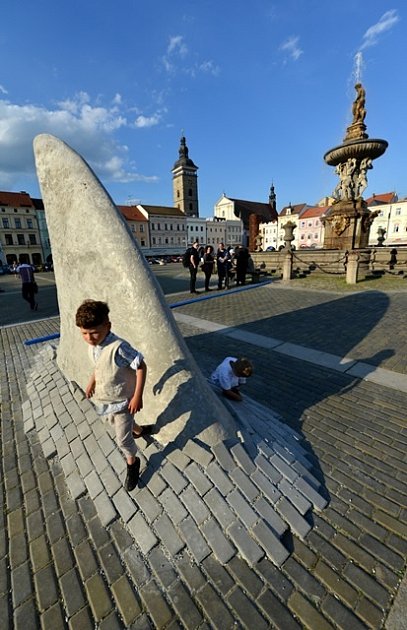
[172,135,199,217]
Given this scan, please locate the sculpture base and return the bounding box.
[322,199,373,250]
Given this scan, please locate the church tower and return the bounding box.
[172,135,199,217]
[269,182,277,214]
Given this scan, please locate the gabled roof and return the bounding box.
[137,204,186,218]
[279,203,308,217]
[227,198,278,222]
[0,191,33,207]
[117,205,147,222]
[365,192,397,205]
[300,205,328,219]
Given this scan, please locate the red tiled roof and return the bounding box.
[300,206,328,219]
[0,191,33,207]
[365,192,397,205]
[117,205,147,222]
[279,203,308,217]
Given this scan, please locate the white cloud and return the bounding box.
[0,85,8,95]
[280,36,303,61]
[0,94,158,187]
[168,35,188,57]
[162,34,220,77]
[135,113,161,128]
[360,10,399,50]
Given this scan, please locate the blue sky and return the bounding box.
[0,1,405,217]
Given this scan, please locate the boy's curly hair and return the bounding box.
[75,300,110,328]
[234,358,253,377]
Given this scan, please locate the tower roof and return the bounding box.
[172,135,198,170]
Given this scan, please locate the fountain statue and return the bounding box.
[322,83,388,249]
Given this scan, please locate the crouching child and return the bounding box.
[210,357,253,401]
[75,299,150,491]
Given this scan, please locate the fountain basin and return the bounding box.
[324,138,388,166]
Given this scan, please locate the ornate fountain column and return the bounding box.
[322,83,388,250]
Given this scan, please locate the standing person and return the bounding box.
[76,300,150,491]
[16,259,38,311]
[235,246,250,286]
[202,245,215,292]
[189,241,200,294]
[216,242,230,290]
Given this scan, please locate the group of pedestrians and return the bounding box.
[188,241,253,294]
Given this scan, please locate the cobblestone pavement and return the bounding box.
[1,285,406,629]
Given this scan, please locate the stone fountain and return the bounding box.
[322,83,388,249]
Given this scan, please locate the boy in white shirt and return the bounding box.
[210,357,253,401]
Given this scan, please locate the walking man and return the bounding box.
[17,259,38,311]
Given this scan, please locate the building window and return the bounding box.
[157,223,160,230]
[141,240,145,246]
[152,237,156,245]
[188,188,192,196]
[27,218,33,228]
[177,190,180,198]
[139,225,144,232]
[394,225,399,233]
[17,234,25,245]
[396,208,401,216]
[2,218,9,228]
[189,203,193,211]
[5,234,13,245]
[15,218,22,228]
[165,224,168,230]
[29,234,37,245]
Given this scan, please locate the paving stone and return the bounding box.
[206,460,234,494]
[122,546,151,588]
[184,461,213,495]
[251,520,290,567]
[202,554,235,596]
[51,538,75,578]
[256,557,294,602]
[128,512,158,555]
[99,465,122,496]
[204,488,237,529]
[161,461,188,494]
[154,513,185,556]
[230,467,259,501]
[98,542,124,584]
[195,582,235,629]
[179,485,209,525]
[13,598,38,629]
[74,540,99,581]
[254,453,283,484]
[183,440,214,467]
[59,567,86,618]
[294,476,328,510]
[253,496,288,537]
[135,486,162,522]
[29,535,50,573]
[226,522,264,566]
[227,586,269,629]
[33,565,59,612]
[11,561,33,608]
[139,579,174,628]
[175,552,206,594]
[343,563,391,609]
[65,470,86,500]
[230,442,257,474]
[166,449,190,471]
[26,509,45,542]
[111,575,142,626]
[201,517,236,564]
[66,513,87,547]
[322,593,367,630]
[287,591,331,630]
[109,521,134,555]
[167,580,203,628]
[94,490,117,528]
[40,603,66,630]
[87,514,111,549]
[275,497,311,539]
[355,596,385,629]
[148,546,178,589]
[212,441,237,472]
[84,573,113,622]
[227,488,258,528]
[178,516,211,563]
[112,487,138,523]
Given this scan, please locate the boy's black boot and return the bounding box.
[125,457,140,492]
